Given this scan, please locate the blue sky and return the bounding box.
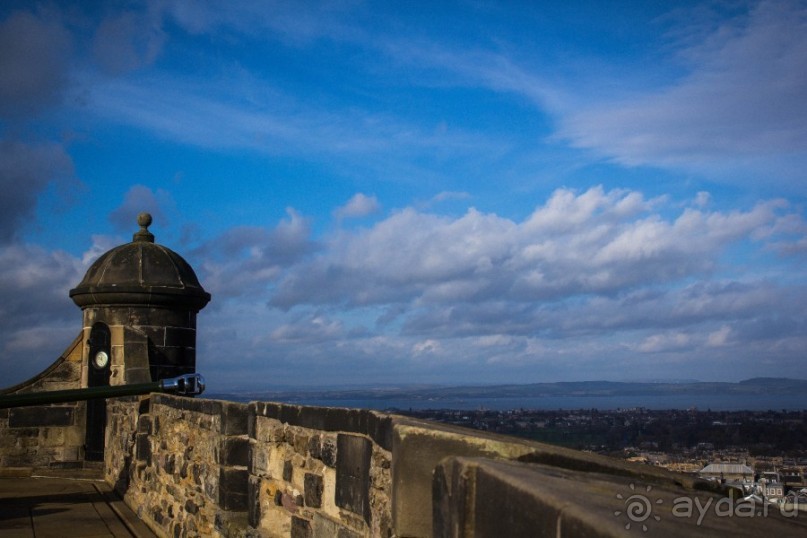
[1,1,806,391]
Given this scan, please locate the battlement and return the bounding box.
[5,383,807,536]
[103,394,807,537]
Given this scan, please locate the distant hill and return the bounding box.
[209,377,807,403]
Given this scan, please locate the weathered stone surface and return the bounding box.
[392,420,531,538]
[40,361,81,382]
[252,401,394,450]
[283,459,293,482]
[304,472,323,508]
[8,407,73,427]
[222,402,249,436]
[219,468,249,511]
[312,513,362,538]
[291,516,312,538]
[135,433,151,464]
[307,434,322,460]
[435,456,807,538]
[391,416,717,538]
[184,499,199,514]
[335,434,372,523]
[248,475,261,528]
[70,230,210,311]
[165,327,195,347]
[221,436,250,467]
[137,414,153,434]
[320,435,337,468]
[153,393,221,415]
[79,238,206,380]
[93,390,807,538]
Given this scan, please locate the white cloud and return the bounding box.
[635,332,693,353]
[82,235,124,265]
[707,325,732,347]
[0,242,86,384]
[4,1,807,388]
[693,191,711,208]
[4,184,800,388]
[260,187,807,354]
[368,2,807,185]
[196,207,316,300]
[333,193,380,220]
[269,313,345,343]
[80,73,506,173]
[108,184,175,232]
[556,1,807,178]
[432,191,471,203]
[412,339,441,356]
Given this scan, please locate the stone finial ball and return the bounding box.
[137,212,153,228]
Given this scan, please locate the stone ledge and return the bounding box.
[434,457,807,537]
[0,466,104,479]
[0,467,33,478]
[391,417,724,538]
[152,393,223,416]
[251,402,394,450]
[222,402,249,436]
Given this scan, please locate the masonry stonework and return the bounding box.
[93,393,807,537]
[0,334,88,471]
[1,213,209,473]
[70,213,210,385]
[105,395,393,538]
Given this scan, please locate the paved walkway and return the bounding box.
[0,476,156,537]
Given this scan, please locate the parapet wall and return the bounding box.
[107,394,394,537]
[102,394,807,537]
[0,333,88,471]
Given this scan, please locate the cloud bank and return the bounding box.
[190,187,807,388]
[1,2,806,390]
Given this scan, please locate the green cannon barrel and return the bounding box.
[0,373,205,409]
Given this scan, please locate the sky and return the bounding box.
[1,1,806,392]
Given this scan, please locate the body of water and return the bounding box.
[259,393,807,411]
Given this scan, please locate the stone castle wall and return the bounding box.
[0,333,89,471]
[99,393,807,538]
[81,306,199,385]
[4,380,807,536]
[106,394,394,538]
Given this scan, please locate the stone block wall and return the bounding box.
[249,402,393,538]
[106,395,392,538]
[433,456,807,537]
[103,394,807,538]
[106,395,248,537]
[0,333,88,471]
[81,306,199,385]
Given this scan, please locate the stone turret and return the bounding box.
[70,213,210,386]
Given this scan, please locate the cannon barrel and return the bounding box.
[0,373,205,409]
